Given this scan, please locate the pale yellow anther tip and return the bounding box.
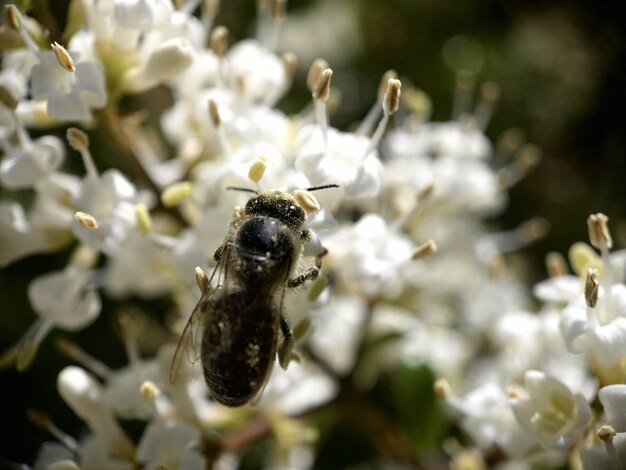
[161,182,193,207]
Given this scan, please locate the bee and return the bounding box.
[169,185,337,406]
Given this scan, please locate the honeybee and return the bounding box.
[169,185,337,406]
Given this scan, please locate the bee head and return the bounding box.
[244,191,306,231]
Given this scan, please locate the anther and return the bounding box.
[411,239,437,260]
[208,99,221,128]
[0,85,18,111]
[546,252,568,277]
[307,58,328,93]
[140,381,160,400]
[161,182,193,207]
[4,4,22,31]
[294,189,320,213]
[195,266,209,293]
[598,424,616,443]
[282,52,298,81]
[434,378,451,399]
[248,156,267,183]
[210,26,229,57]
[74,211,98,230]
[271,0,286,20]
[51,42,75,73]
[585,268,599,309]
[382,78,402,116]
[67,127,98,180]
[588,213,613,251]
[313,68,333,102]
[135,204,152,235]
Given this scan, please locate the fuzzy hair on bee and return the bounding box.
[169,186,336,407]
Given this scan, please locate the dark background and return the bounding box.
[1,0,625,466]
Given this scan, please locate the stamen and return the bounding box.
[0,85,18,111]
[74,211,98,230]
[312,68,333,150]
[57,366,134,458]
[140,380,160,400]
[495,128,526,164]
[208,98,231,158]
[411,239,437,260]
[51,42,76,73]
[452,71,475,120]
[27,408,79,452]
[474,81,500,130]
[293,317,311,340]
[200,0,220,43]
[306,274,329,301]
[363,78,401,159]
[294,189,320,213]
[69,244,99,270]
[588,213,615,312]
[161,181,193,207]
[56,338,112,380]
[16,318,54,372]
[139,380,174,418]
[195,266,209,293]
[211,26,229,86]
[357,70,397,136]
[134,203,152,235]
[267,0,286,51]
[4,4,21,30]
[67,127,98,180]
[117,313,140,366]
[498,144,541,189]
[248,156,267,184]
[434,378,451,399]
[588,213,613,252]
[210,26,229,57]
[597,425,622,470]
[306,58,328,94]
[545,252,568,277]
[4,5,43,59]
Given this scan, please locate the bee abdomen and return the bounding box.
[203,349,273,406]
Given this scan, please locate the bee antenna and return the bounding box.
[304,184,340,192]
[226,186,257,193]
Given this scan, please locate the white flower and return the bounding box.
[533,275,583,305]
[324,214,413,296]
[295,125,383,200]
[442,382,535,456]
[29,265,101,330]
[0,201,62,267]
[577,385,626,469]
[72,169,146,254]
[259,361,339,416]
[560,283,626,366]
[30,50,106,121]
[226,40,287,103]
[510,370,591,450]
[136,419,206,470]
[1,135,65,189]
[104,232,177,298]
[57,366,134,460]
[306,294,367,375]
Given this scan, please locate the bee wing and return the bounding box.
[169,246,231,385]
[250,261,292,406]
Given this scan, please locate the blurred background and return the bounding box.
[1,0,625,466]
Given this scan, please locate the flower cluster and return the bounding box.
[0,1,621,469]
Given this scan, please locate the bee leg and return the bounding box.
[278,317,295,370]
[287,248,327,288]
